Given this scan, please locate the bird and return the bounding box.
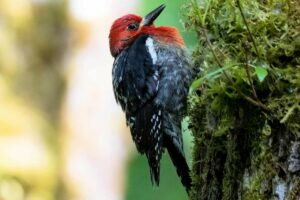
[109,4,193,192]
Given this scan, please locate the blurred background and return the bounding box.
[0,0,195,199]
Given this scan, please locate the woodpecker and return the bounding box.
[109,4,193,191]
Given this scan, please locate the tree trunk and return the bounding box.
[184,0,300,199]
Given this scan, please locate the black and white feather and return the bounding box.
[112,34,193,190]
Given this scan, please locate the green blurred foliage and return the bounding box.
[139,0,197,48]
[126,154,188,200]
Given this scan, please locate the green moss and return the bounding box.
[184,0,300,199]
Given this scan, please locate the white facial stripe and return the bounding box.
[146,37,157,64]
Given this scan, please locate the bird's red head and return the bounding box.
[109,5,184,57]
[109,14,143,57]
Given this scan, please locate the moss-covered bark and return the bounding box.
[184,0,300,199]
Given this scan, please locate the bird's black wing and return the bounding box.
[112,35,159,113]
[112,50,128,111]
[112,34,163,185]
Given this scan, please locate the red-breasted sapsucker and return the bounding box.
[109,4,193,191]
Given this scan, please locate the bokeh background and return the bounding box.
[0,0,195,199]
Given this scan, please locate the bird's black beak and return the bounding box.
[143,4,165,26]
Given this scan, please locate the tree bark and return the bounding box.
[185,0,300,199]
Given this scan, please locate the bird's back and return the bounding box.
[151,37,193,115]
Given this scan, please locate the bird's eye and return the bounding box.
[127,23,139,31]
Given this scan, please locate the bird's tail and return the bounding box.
[135,103,163,187]
[165,136,191,192]
[146,151,161,186]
